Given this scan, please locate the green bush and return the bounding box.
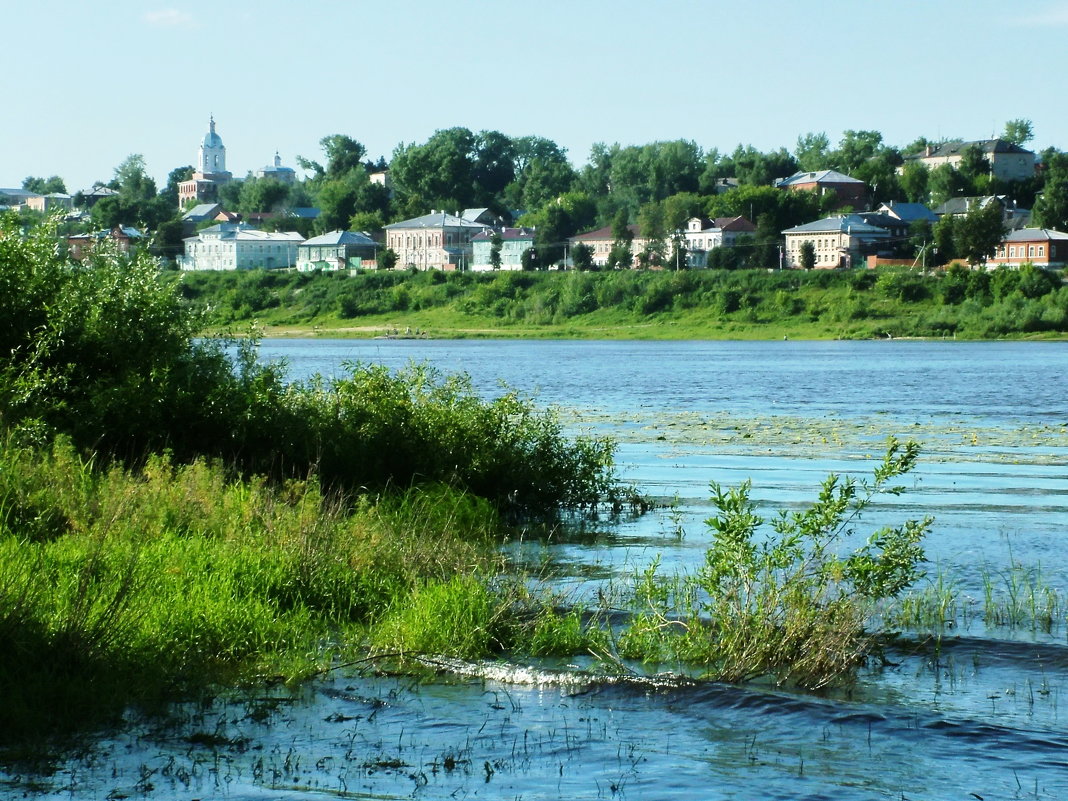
[615,439,930,688]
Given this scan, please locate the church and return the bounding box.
[177,117,233,207]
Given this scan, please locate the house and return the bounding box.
[384,210,491,270]
[78,186,119,208]
[255,152,296,184]
[775,170,867,210]
[988,229,1068,268]
[568,224,653,268]
[296,230,377,272]
[682,216,756,267]
[470,227,534,271]
[178,223,303,270]
[932,195,1031,229]
[0,187,41,208]
[875,201,938,225]
[904,139,1036,183]
[24,193,73,213]
[782,214,891,269]
[178,117,233,207]
[66,226,145,260]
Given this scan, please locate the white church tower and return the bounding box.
[178,116,233,208]
[198,115,228,175]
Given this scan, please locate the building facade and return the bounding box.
[470,228,534,271]
[988,229,1068,268]
[782,214,891,269]
[296,230,377,271]
[775,170,867,210]
[384,211,491,270]
[682,216,756,267]
[179,223,303,271]
[904,139,1036,183]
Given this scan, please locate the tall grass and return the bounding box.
[0,436,514,747]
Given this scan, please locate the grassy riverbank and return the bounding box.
[176,264,1068,340]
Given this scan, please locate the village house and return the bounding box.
[470,227,534,271]
[384,211,491,270]
[775,170,867,210]
[296,230,377,272]
[179,223,303,271]
[932,195,1031,229]
[988,228,1068,269]
[66,226,145,260]
[904,139,1036,183]
[682,216,756,267]
[568,224,653,268]
[782,214,891,269]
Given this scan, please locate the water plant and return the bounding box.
[613,438,932,688]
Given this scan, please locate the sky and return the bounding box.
[4,0,1068,193]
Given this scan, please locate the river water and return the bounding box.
[9,340,1068,800]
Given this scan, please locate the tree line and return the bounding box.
[16,118,1068,268]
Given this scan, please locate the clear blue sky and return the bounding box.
[4,0,1067,193]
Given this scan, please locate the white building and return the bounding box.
[682,216,756,267]
[179,223,303,271]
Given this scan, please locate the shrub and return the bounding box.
[615,439,930,688]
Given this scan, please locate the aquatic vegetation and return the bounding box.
[612,439,932,688]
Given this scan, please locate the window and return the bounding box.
[1028,246,1035,258]
[1009,246,1016,258]
[1038,246,1045,257]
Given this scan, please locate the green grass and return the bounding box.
[0,437,516,749]
[175,264,1068,341]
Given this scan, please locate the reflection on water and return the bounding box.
[7,340,1068,799]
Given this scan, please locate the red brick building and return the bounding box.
[988,229,1068,268]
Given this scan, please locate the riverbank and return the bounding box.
[177,264,1068,341]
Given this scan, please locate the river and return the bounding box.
[10,339,1068,800]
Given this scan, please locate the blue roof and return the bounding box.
[301,230,376,246]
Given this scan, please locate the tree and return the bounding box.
[489,232,503,270]
[1033,152,1068,232]
[899,161,930,204]
[377,248,398,270]
[160,165,193,208]
[831,130,885,174]
[607,209,634,269]
[1002,119,1034,147]
[571,242,594,271]
[799,240,816,270]
[928,164,972,206]
[390,127,479,215]
[238,177,290,215]
[955,202,1005,266]
[932,214,957,266]
[794,132,831,172]
[22,175,67,194]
